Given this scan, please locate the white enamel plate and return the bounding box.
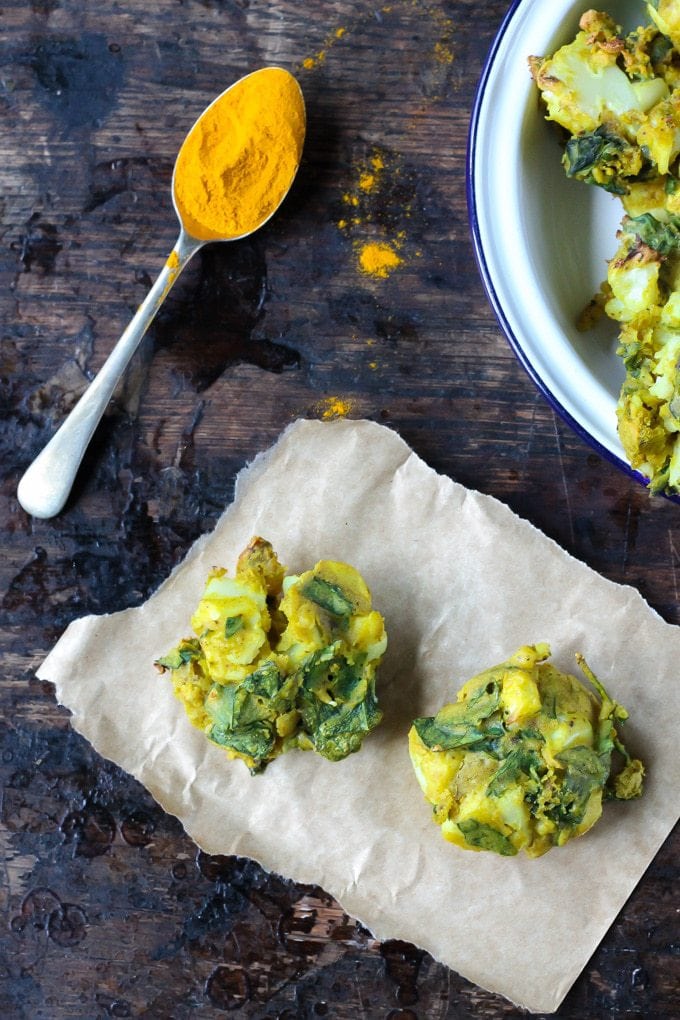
[467,0,653,486]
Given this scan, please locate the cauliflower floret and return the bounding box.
[637,89,680,173]
[606,258,661,320]
[529,16,668,140]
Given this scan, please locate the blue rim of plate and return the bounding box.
[465,0,668,498]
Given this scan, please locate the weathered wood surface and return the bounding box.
[1,1,678,1016]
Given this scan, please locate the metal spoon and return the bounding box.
[17,67,305,519]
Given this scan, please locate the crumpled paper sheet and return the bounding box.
[39,419,680,1013]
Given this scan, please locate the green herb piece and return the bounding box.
[300,576,354,617]
[224,615,243,637]
[574,653,644,800]
[209,720,276,771]
[457,820,518,857]
[622,212,680,255]
[413,717,484,751]
[554,746,609,825]
[205,683,239,729]
[241,660,282,700]
[650,29,672,67]
[329,657,368,704]
[296,645,382,762]
[300,687,382,762]
[413,680,502,751]
[562,126,643,195]
[155,640,201,670]
[205,680,278,770]
[299,644,339,697]
[486,746,542,798]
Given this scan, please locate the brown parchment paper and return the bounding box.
[38,419,680,1013]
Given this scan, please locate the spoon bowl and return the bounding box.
[17,67,305,519]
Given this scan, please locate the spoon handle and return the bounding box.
[17,230,202,519]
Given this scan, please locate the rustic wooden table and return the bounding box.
[1,1,678,1017]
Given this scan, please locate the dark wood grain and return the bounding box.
[1,1,678,1017]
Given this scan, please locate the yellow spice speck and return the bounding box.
[434,40,454,64]
[358,241,403,279]
[320,396,354,419]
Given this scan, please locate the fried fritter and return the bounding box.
[155,538,387,773]
[409,644,643,857]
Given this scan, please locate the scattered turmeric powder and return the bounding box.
[317,396,355,420]
[300,25,347,72]
[434,39,454,65]
[342,152,386,208]
[302,51,326,71]
[173,67,306,241]
[359,171,377,193]
[358,242,403,279]
[337,149,411,279]
[360,155,385,194]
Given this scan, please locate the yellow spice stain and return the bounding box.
[338,148,389,227]
[318,396,355,420]
[337,146,410,280]
[359,171,377,192]
[301,5,453,81]
[167,250,180,269]
[302,50,326,70]
[300,25,347,72]
[401,3,455,82]
[358,241,403,279]
[434,39,454,64]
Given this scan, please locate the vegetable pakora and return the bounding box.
[408,644,643,858]
[155,537,387,773]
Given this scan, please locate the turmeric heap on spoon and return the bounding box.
[173,67,306,241]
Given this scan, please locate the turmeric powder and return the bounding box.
[358,241,403,279]
[173,67,306,241]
